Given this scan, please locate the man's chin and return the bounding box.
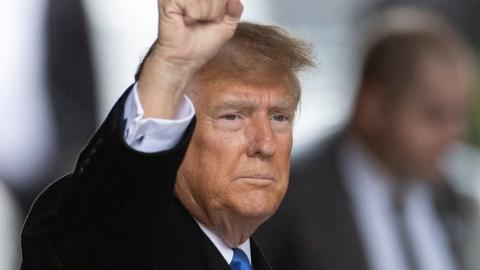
[232,193,280,220]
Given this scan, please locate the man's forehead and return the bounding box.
[206,83,298,109]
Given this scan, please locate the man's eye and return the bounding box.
[272,114,289,122]
[221,114,240,121]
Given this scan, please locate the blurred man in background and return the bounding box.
[257,6,477,270]
[0,0,98,214]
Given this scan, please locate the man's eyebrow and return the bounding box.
[211,99,297,113]
[210,100,258,113]
[270,100,297,110]
[216,100,253,108]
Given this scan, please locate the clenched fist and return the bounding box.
[138,0,244,119]
[158,0,243,71]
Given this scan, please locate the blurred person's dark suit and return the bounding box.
[3,0,98,213]
[256,7,475,270]
[45,0,98,167]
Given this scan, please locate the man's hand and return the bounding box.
[157,0,244,71]
[138,0,243,119]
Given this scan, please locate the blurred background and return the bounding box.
[1,0,479,269]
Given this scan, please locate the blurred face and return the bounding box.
[175,77,295,226]
[377,58,471,180]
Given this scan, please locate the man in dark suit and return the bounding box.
[20,0,314,269]
[256,7,475,270]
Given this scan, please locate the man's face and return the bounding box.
[377,58,471,180]
[176,77,295,225]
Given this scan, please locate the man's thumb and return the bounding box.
[225,0,243,22]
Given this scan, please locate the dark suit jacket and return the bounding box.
[21,86,272,270]
[255,134,467,270]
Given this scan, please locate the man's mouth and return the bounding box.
[236,175,275,186]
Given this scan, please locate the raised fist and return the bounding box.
[137,0,243,119]
[156,0,244,71]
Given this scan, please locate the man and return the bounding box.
[256,7,475,270]
[21,0,313,269]
[1,0,97,213]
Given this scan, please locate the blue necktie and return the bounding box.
[230,248,252,270]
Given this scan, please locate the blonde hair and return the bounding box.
[136,22,315,104]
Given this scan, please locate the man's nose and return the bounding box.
[246,117,277,158]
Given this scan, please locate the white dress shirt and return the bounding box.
[122,84,251,264]
[197,221,252,264]
[339,137,456,270]
[123,84,195,152]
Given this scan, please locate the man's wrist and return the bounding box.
[124,83,195,153]
[137,46,195,119]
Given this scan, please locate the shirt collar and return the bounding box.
[196,220,251,265]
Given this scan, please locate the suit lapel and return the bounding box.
[300,135,370,270]
[167,198,231,270]
[329,137,370,270]
[167,199,272,270]
[251,238,272,270]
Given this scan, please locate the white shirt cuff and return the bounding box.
[123,83,195,153]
